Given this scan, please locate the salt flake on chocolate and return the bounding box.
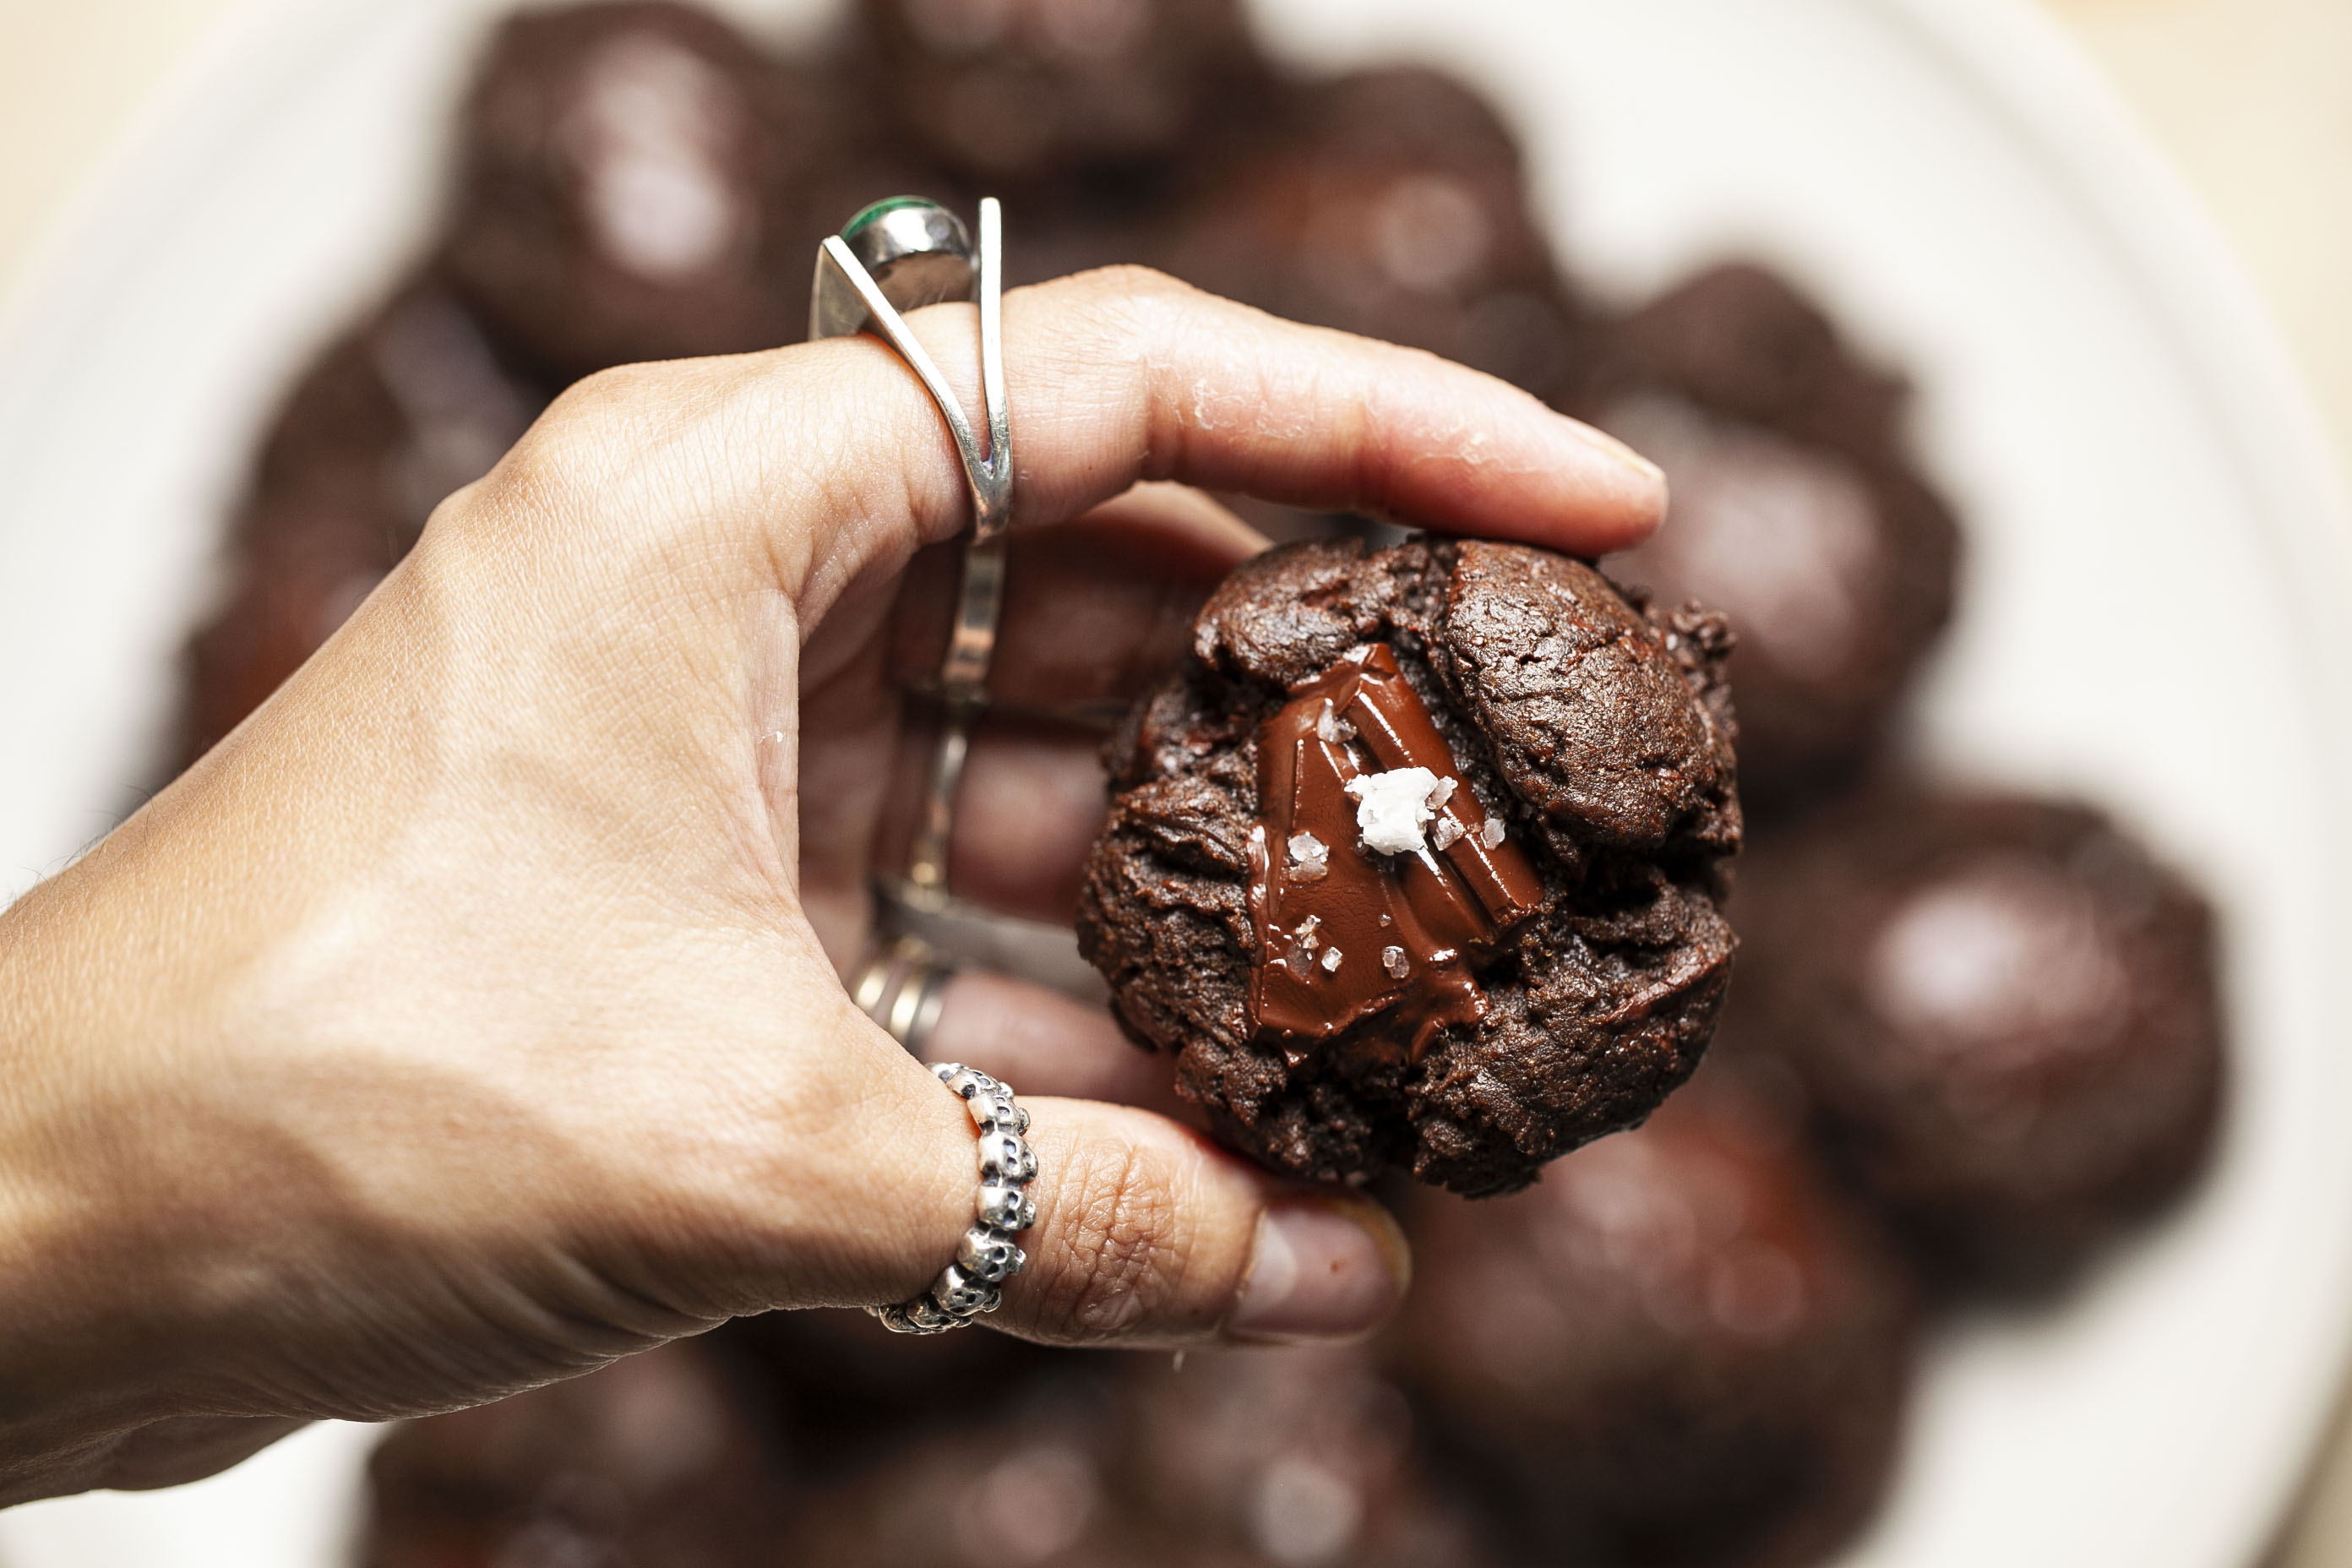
[1283,915,1322,972]
[1320,946,1343,974]
[1480,817,1507,850]
[1344,766,1456,855]
[1287,831,1330,882]
[1315,700,1357,744]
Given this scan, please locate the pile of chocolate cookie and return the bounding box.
[176,3,2226,1564]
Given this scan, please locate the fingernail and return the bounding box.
[1227,1195,1411,1344]
[1573,418,1667,489]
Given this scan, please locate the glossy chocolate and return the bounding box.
[1247,644,1542,1059]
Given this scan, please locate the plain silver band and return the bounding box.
[811,199,1011,547]
[850,935,955,1057]
[810,198,1010,903]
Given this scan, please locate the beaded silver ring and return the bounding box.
[870,1062,1038,1334]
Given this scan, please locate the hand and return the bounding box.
[0,268,1662,1502]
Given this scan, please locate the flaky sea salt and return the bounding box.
[1286,831,1329,882]
[1381,945,1409,979]
[1320,946,1343,974]
[1480,817,1506,850]
[1344,766,1460,855]
[1431,816,1465,851]
[1315,700,1357,744]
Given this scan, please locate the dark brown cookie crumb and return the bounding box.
[1077,536,1740,1195]
[1725,784,2225,1291]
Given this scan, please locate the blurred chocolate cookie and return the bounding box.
[1728,786,2224,1290]
[1077,536,1740,1195]
[361,1339,794,1568]
[1393,1077,1917,1568]
[792,1346,1498,1567]
[853,0,1264,191]
[1100,1345,1499,1567]
[1576,266,1960,815]
[179,279,547,765]
[791,1370,1132,1567]
[719,1304,1051,1451]
[1157,68,1587,398]
[441,2,845,381]
[1148,68,1587,547]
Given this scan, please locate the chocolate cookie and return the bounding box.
[1728,786,2225,1289]
[1157,68,1587,399]
[791,1346,1499,1567]
[852,0,1265,191]
[360,1339,794,1568]
[791,1371,1133,1567]
[1076,536,1740,1195]
[440,2,841,382]
[1099,1345,1500,1568]
[179,279,547,766]
[1392,1075,1918,1568]
[1572,266,1960,815]
[720,1304,1052,1452]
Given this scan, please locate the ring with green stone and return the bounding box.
[811,197,1011,915]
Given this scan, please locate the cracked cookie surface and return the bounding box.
[1077,536,1741,1195]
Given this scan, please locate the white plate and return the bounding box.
[2,0,2348,1563]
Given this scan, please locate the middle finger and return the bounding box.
[888,482,1260,717]
[875,711,1108,925]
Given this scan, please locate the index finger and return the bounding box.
[531,267,1664,623]
[849,266,1662,567]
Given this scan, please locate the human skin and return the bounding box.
[0,268,1662,1504]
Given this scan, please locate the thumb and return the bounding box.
[840,1052,1410,1348]
[1001,1097,1411,1347]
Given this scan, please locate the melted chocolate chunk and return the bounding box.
[1079,536,1740,1194]
[1247,644,1541,1059]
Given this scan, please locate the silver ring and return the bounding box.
[851,934,956,1057]
[810,194,1012,906]
[868,1062,1038,1335]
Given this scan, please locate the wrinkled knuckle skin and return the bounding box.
[1056,263,1195,307]
[1070,267,1212,355]
[1025,1141,1195,1343]
[463,365,698,549]
[473,405,609,531]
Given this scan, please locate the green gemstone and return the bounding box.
[842,194,947,239]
